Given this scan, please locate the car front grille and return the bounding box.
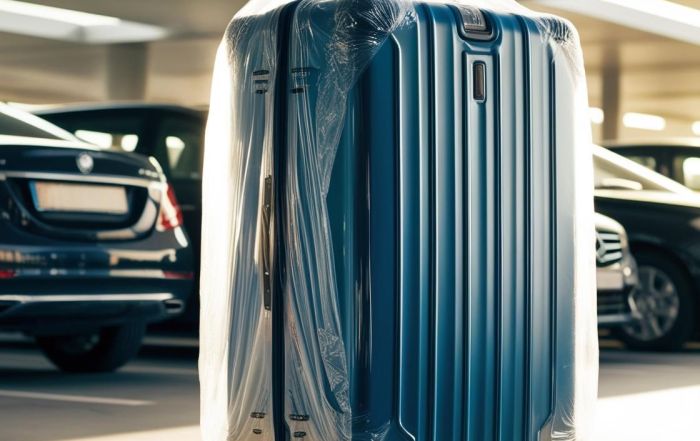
[596,231,623,266]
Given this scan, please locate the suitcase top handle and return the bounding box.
[454,5,495,41]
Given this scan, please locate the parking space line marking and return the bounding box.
[55,425,201,441]
[0,389,154,406]
[124,365,198,376]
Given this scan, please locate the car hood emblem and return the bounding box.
[77,153,94,174]
[595,232,607,263]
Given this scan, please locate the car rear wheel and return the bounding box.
[616,251,695,351]
[36,321,145,372]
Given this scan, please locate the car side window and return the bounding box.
[40,112,146,153]
[624,155,657,172]
[593,146,690,193]
[154,116,204,180]
[75,129,139,152]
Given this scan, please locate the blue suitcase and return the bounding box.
[200,1,597,440]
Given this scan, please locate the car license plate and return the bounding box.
[596,268,625,291]
[31,181,129,215]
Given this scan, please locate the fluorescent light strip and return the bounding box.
[623,112,666,131]
[0,0,169,43]
[0,0,119,26]
[533,0,700,46]
[601,0,700,28]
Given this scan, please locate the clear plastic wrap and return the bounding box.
[199,0,598,440]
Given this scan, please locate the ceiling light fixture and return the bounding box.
[692,122,700,136]
[0,0,119,26]
[533,0,700,45]
[623,112,666,131]
[0,0,170,43]
[589,107,605,125]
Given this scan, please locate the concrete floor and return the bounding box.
[0,337,698,441]
[0,337,200,441]
[595,347,700,441]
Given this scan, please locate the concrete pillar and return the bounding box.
[601,49,621,141]
[105,43,148,101]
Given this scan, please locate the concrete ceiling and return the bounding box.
[1,0,700,141]
[522,0,700,140]
[0,0,242,43]
[0,0,246,104]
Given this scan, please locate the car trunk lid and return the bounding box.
[0,142,163,242]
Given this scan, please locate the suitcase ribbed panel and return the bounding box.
[393,6,556,441]
[523,17,556,441]
[282,4,568,441]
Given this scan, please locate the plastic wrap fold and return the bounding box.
[200,0,598,440]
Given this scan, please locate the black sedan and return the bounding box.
[33,103,205,326]
[0,104,193,371]
[594,144,700,351]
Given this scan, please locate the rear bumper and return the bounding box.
[0,276,192,334]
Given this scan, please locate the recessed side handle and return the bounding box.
[473,62,487,102]
[261,175,273,311]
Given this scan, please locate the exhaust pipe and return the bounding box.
[163,299,185,315]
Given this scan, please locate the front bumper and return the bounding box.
[597,264,640,327]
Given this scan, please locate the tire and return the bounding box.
[615,251,695,351]
[36,321,146,373]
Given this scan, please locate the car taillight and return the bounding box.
[163,271,194,280]
[0,269,15,279]
[157,184,183,231]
